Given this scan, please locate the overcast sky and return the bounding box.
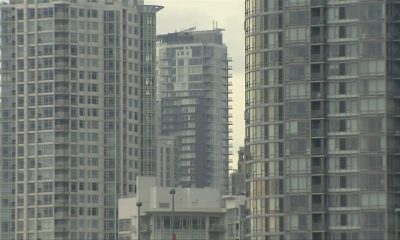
[147,0,245,167]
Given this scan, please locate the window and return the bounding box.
[339,101,346,113]
[338,7,346,19]
[339,64,346,75]
[287,27,308,42]
[339,157,346,169]
[339,26,346,38]
[340,195,347,207]
[17,9,24,20]
[340,176,346,188]
[360,136,384,152]
[361,42,383,58]
[360,98,385,113]
[286,158,307,173]
[287,83,307,99]
[359,60,385,75]
[361,212,385,227]
[361,193,386,208]
[339,138,346,150]
[360,117,383,133]
[119,219,131,232]
[341,233,347,240]
[361,79,385,95]
[339,82,346,94]
[339,120,346,131]
[339,45,346,57]
[287,176,308,192]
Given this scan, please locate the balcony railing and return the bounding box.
[312,147,325,155]
[311,16,325,25]
[311,129,324,137]
[312,223,325,231]
[209,224,225,232]
[312,203,324,212]
[311,91,325,99]
[312,185,324,193]
[55,112,69,118]
[311,110,324,118]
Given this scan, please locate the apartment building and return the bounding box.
[245,1,400,239]
[0,1,161,239]
[156,29,232,195]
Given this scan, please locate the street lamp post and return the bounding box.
[136,201,142,240]
[396,208,400,240]
[169,189,176,240]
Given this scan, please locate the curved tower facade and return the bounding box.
[245,1,284,239]
[245,1,400,240]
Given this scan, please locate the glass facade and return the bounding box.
[245,0,400,239]
[245,0,284,239]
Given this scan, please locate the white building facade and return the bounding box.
[118,176,225,240]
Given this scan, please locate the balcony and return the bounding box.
[223,65,233,70]
[55,100,69,106]
[55,187,69,193]
[311,129,324,137]
[55,158,69,168]
[209,224,225,232]
[312,147,325,155]
[54,199,69,205]
[311,0,325,6]
[312,203,324,212]
[312,165,324,175]
[140,224,150,232]
[55,87,68,94]
[54,12,69,19]
[55,174,69,181]
[311,16,325,25]
[394,130,400,136]
[54,25,69,32]
[55,62,69,69]
[311,91,325,100]
[55,75,69,82]
[311,110,324,118]
[55,49,69,56]
[55,112,69,119]
[55,125,69,131]
[311,54,324,62]
[312,223,325,231]
[55,37,69,44]
[311,73,325,81]
[54,225,69,232]
[312,185,324,193]
[311,35,324,44]
[55,150,69,157]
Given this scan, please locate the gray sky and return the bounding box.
[147,0,245,167]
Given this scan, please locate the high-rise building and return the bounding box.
[245,1,400,240]
[0,1,161,239]
[230,147,245,195]
[156,29,232,195]
[155,135,176,187]
[224,195,246,240]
